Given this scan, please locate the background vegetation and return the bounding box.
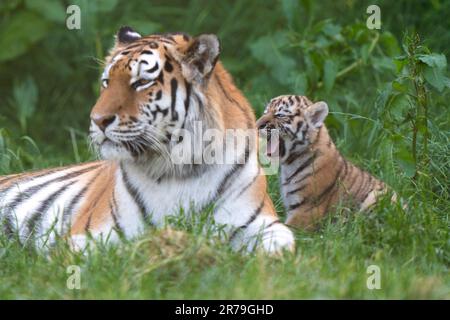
[0,0,448,299]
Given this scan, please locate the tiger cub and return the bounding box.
[257,95,389,229]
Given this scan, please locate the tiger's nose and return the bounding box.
[92,114,117,132]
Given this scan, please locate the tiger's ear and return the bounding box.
[305,101,328,128]
[115,26,142,46]
[179,34,221,83]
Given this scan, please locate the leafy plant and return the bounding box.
[9,76,38,134]
[376,33,450,180]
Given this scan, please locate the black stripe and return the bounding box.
[229,200,265,243]
[287,184,307,195]
[180,81,192,130]
[2,210,15,239]
[170,78,178,121]
[0,163,84,193]
[345,164,359,192]
[184,81,191,113]
[231,169,260,201]
[211,142,250,204]
[120,165,152,225]
[284,149,307,165]
[285,152,317,183]
[288,96,293,105]
[313,161,344,206]
[292,173,313,185]
[4,164,101,217]
[288,200,304,211]
[110,190,123,235]
[360,175,375,203]
[215,73,236,104]
[264,219,281,229]
[288,139,306,154]
[25,180,76,240]
[146,62,159,73]
[164,60,173,72]
[156,70,164,84]
[340,156,348,180]
[214,74,253,128]
[293,121,305,137]
[61,169,103,232]
[84,175,114,232]
[354,170,369,198]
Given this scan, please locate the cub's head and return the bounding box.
[256,95,328,158]
[90,27,220,162]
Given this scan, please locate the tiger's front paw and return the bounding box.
[232,220,296,255]
[260,222,295,254]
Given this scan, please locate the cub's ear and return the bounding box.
[305,101,328,128]
[178,34,221,83]
[116,26,142,46]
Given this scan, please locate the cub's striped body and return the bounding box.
[0,28,294,253]
[257,95,388,229]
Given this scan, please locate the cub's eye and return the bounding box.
[131,78,154,90]
[101,79,109,88]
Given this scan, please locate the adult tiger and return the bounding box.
[0,27,294,253]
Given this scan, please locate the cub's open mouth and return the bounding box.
[262,129,284,158]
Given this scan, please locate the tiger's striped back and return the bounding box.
[0,161,121,246]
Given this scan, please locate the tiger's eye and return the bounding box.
[131,79,152,90]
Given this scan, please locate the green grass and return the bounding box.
[0,172,448,299]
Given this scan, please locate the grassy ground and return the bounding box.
[0,0,449,299]
[0,170,448,299]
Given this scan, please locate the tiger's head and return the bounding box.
[256,95,328,159]
[90,27,221,168]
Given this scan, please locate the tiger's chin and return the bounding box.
[97,140,135,162]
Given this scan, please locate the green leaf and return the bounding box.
[392,80,408,93]
[372,56,397,72]
[322,22,342,38]
[417,53,447,70]
[360,43,370,64]
[380,32,400,56]
[0,11,50,62]
[0,0,21,11]
[281,0,300,27]
[395,146,416,178]
[323,59,338,93]
[25,0,66,23]
[389,93,410,121]
[95,0,119,12]
[290,73,308,94]
[249,33,297,85]
[424,66,447,92]
[12,76,39,133]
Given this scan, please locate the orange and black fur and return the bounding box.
[257,95,389,229]
[0,28,294,253]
